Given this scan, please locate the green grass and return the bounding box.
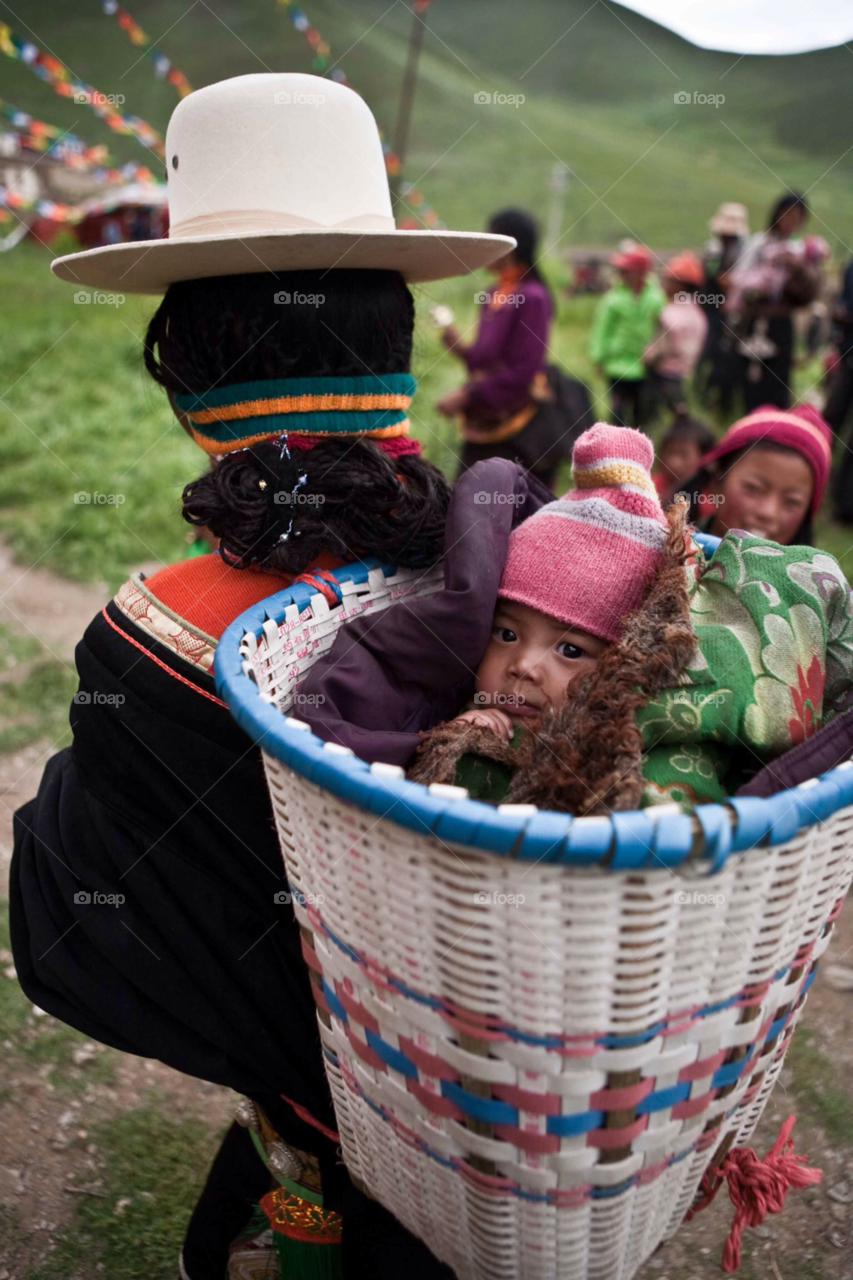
[1,3,851,590]
[1,239,851,591]
[1,899,220,1277]
[0,624,79,753]
[785,1026,853,1144]
[27,1098,224,1280]
[0,245,199,589]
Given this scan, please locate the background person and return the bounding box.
[698,201,749,414]
[686,403,831,545]
[726,192,822,411]
[643,251,708,418]
[823,256,853,522]
[436,209,561,485]
[651,408,715,504]
[588,244,664,426]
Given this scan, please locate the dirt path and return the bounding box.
[0,546,233,1278]
[0,541,108,886]
[0,545,851,1279]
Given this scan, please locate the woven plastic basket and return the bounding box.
[216,542,853,1280]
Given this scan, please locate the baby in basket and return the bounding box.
[407,422,853,813]
[407,423,696,812]
[297,423,853,814]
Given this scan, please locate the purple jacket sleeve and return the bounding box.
[462,283,552,414]
[295,460,553,766]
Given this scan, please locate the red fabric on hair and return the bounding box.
[278,433,422,457]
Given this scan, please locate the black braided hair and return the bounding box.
[144,269,450,572]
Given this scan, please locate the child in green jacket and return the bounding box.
[589,245,664,427]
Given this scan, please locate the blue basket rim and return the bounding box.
[214,533,853,870]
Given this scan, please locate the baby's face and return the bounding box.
[475,599,607,722]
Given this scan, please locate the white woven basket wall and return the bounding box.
[221,563,853,1280]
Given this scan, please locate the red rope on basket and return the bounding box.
[684,1114,821,1272]
[292,568,343,606]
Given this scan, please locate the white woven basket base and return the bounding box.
[261,752,853,1280]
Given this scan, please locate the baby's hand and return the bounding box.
[454,707,514,742]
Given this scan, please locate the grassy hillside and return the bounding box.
[7,0,853,249]
[1,3,852,591]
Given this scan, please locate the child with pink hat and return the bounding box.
[298,421,853,815]
[409,420,853,814]
[451,422,672,744]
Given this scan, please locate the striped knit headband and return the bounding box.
[174,372,417,457]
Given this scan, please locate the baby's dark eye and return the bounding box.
[557,641,584,660]
[494,626,517,643]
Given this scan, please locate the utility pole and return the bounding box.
[391,0,431,206]
[546,162,569,256]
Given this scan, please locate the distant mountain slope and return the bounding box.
[7,1,853,249]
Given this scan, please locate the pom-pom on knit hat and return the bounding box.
[498,424,669,643]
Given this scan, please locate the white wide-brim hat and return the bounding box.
[708,201,749,238]
[51,73,514,294]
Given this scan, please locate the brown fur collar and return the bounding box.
[408,718,518,787]
[408,500,695,814]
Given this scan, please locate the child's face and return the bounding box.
[475,599,607,722]
[709,447,813,545]
[620,267,646,293]
[659,439,702,487]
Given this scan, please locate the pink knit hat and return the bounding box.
[499,424,669,642]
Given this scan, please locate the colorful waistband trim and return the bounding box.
[174,373,416,456]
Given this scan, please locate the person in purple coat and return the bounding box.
[436,209,557,483]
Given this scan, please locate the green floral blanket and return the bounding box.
[454,533,853,810]
[637,534,853,807]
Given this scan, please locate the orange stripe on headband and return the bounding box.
[187,391,412,427]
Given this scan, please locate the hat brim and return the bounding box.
[708,220,747,236]
[50,228,516,293]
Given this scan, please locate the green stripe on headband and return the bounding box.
[192,406,409,447]
[173,373,416,416]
